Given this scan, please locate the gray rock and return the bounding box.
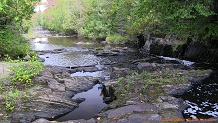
[161,112,183,120]
[10,66,99,123]
[34,76,51,83]
[157,96,179,105]
[105,104,159,118]
[85,118,96,123]
[32,118,51,123]
[162,84,191,95]
[116,114,162,123]
[72,97,86,103]
[77,66,99,72]
[34,108,73,120]
[40,71,53,78]
[48,79,66,92]
[137,62,152,71]
[63,76,95,91]
[113,67,130,71]
[38,57,45,62]
[155,102,179,110]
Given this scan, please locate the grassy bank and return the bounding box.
[0,60,43,119]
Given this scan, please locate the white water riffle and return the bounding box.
[158,56,195,66]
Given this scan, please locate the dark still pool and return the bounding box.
[56,84,107,121]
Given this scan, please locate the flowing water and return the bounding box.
[31,36,143,121]
[31,36,217,121]
[175,70,218,120]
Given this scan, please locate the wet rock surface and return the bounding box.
[36,48,66,55]
[10,60,213,123]
[8,65,98,123]
[94,68,213,123]
[141,35,218,63]
[93,47,134,56]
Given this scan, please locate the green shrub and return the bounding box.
[22,19,33,33]
[5,89,20,111]
[106,35,126,43]
[11,61,44,86]
[0,29,30,59]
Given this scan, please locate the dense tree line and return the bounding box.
[0,0,38,59]
[42,0,218,42]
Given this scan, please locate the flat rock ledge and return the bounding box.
[29,69,214,123]
[93,47,135,56]
[9,65,99,123]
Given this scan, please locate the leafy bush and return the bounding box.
[106,35,126,43]
[11,61,44,85]
[22,19,33,33]
[0,29,30,59]
[4,90,20,111]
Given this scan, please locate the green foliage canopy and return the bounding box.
[0,0,37,59]
[42,0,218,41]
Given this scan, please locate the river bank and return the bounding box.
[0,27,217,123]
[32,65,214,123]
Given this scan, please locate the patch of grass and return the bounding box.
[106,35,126,43]
[111,68,202,106]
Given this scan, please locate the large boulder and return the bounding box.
[149,38,173,56]
[183,42,218,63]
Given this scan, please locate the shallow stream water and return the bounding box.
[31,36,143,121]
[31,36,217,121]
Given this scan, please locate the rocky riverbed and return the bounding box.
[1,26,217,123]
[0,51,216,123]
[31,65,214,123]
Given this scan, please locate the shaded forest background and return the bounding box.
[0,0,218,59]
[41,0,218,42]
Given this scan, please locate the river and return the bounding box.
[30,31,217,121]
